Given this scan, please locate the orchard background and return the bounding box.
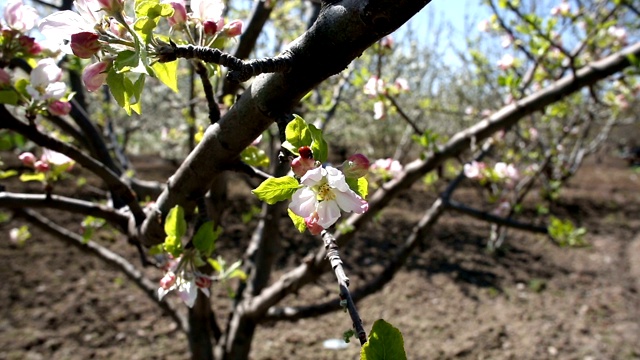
[0,0,639,359]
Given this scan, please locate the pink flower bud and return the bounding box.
[394,78,409,92]
[342,154,370,178]
[167,1,187,26]
[18,36,42,55]
[0,68,10,87]
[82,61,110,92]
[160,272,176,290]
[34,160,50,173]
[71,32,101,59]
[19,152,36,166]
[223,20,243,37]
[380,35,394,49]
[304,212,324,235]
[48,100,72,116]
[195,275,212,289]
[97,0,124,14]
[203,20,218,35]
[291,156,316,177]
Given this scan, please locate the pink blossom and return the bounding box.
[18,35,42,55]
[607,26,627,45]
[203,20,218,35]
[494,162,519,181]
[191,0,224,24]
[97,0,124,14]
[291,156,316,177]
[48,100,72,116]
[0,68,10,87]
[82,60,110,92]
[70,31,101,58]
[304,212,324,235]
[394,78,409,92]
[164,0,187,26]
[363,76,385,96]
[4,0,39,32]
[497,54,515,70]
[19,152,36,166]
[289,166,368,229]
[342,154,370,179]
[371,158,403,178]
[38,0,103,49]
[550,0,570,16]
[34,160,50,172]
[223,20,243,37]
[373,100,385,120]
[477,19,491,32]
[42,148,74,169]
[160,272,176,289]
[464,161,486,179]
[380,35,393,49]
[26,59,66,100]
[195,275,212,289]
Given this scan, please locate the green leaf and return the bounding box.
[193,221,222,257]
[163,235,182,257]
[227,268,247,281]
[20,172,46,182]
[152,60,179,92]
[285,114,312,149]
[252,176,300,205]
[346,177,368,199]
[106,70,144,115]
[241,146,270,168]
[208,258,222,272]
[308,123,328,163]
[0,90,19,105]
[113,50,141,73]
[0,169,18,179]
[360,319,407,360]
[288,208,306,233]
[165,205,187,238]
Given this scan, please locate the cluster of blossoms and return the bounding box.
[289,147,370,235]
[363,76,410,120]
[370,158,403,180]
[164,0,243,38]
[550,0,571,17]
[19,148,75,173]
[1,0,42,57]
[497,53,516,71]
[157,254,212,307]
[464,161,520,187]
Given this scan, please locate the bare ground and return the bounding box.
[1,154,639,360]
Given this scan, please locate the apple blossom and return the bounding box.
[203,20,218,35]
[371,158,403,178]
[26,59,67,100]
[494,162,519,181]
[48,100,72,116]
[42,148,75,169]
[160,271,177,289]
[380,35,393,49]
[364,76,385,96]
[304,212,324,235]
[19,152,37,166]
[97,0,124,14]
[394,78,409,92]
[164,0,187,27]
[4,0,39,32]
[550,0,570,16]
[18,35,42,55]
[464,161,486,179]
[607,26,627,45]
[373,100,385,120]
[82,60,110,92]
[497,54,515,70]
[38,0,104,49]
[191,0,225,30]
[291,156,316,177]
[289,166,368,229]
[0,69,10,87]
[34,160,50,172]
[477,19,490,32]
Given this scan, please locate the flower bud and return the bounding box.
[97,0,124,14]
[18,35,42,55]
[82,61,110,92]
[34,160,50,173]
[48,100,72,116]
[0,68,11,87]
[298,146,313,159]
[167,1,187,26]
[70,32,101,59]
[304,212,324,235]
[160,272,176,290]
[195,275,212,289]
[19,152,36,166]
[223,20,243,37]
[342,154,370,178]
[203,20,218,35]
[291,156,316,177]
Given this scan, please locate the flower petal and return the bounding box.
[334,190,368,214]
[316,200,341,228]
[300,166,324,187]
[289,187,317,218]
[39,11,90,40]
[325,166,350,192]
[178,279,198,308]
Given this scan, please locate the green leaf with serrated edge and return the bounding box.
[106,70,129,114]
[346,176,368,199]
[308,123,328,163]
[285,115,312,148]
[241,146,270,167]
[252,176,300,205]
[360,319,407,360]
[165,205,187,238]
[152,60,178,92]
[130,73,145,114]
[0,90,18,105]
[20,172,45,182]
[288,208,306,233]
[114,50,140,73]
[193,221,221,257]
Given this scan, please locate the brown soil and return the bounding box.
[1,154,639,360]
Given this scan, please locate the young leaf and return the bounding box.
[241,146,270,168]
[163,235,182,257]
[19,172,46,182]
[346,177,368,199]
[165,205,187,238]
[193,221,222,257]
[360,319,407,360]
[285,114,312,148]
[252,176,301,205]
[308,123,328,163]
[0,90,19,105]
[152,60,179,92]
[287,208,306,233]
